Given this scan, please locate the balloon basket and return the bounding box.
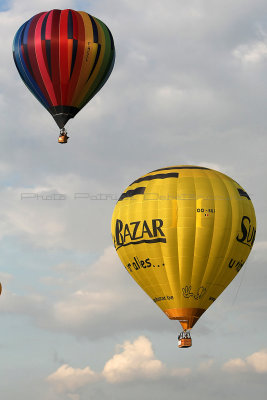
[58,128,69,144]
[178,331,192,348]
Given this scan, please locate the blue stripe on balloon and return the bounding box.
[13,20,50,110]
[22,17,32,45]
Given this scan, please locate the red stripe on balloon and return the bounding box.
[26,13,52,105]
[40,13,50,73]
[67,11,85,105]
[50,9,61,105]
[35,13,57,105]
[41,40,47,71]
[59,9,69,105]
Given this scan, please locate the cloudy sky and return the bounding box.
[0,0,267,399]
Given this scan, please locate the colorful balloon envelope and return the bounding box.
[111,166,256,340]
[13,9,115,142]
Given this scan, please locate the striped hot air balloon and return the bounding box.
[13,9,115,143]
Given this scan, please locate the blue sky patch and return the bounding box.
[0,0,11,12]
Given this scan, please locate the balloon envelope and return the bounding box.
[111,166,256,330]
[13,9,115,129]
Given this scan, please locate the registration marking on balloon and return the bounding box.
[196,208,215,214]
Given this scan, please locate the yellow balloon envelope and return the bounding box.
[111,166,256,331]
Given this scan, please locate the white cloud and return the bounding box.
[246,349,267,373]
[46,364,97,394]
[46,335,191,395]
[198,359,214,372]
[233,41,267,64]
[223,349,267,373]
[102,336,165,383]
[222,358,247,372]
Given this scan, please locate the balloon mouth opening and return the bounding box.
[50,106,79,129]
[164,308,206,330]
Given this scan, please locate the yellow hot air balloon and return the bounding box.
[111,166,256,348]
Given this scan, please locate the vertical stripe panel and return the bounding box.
[13,23,50,108]
[77,17,115,108]
[70,12,96,106]
[59,10,70,104]
[35,13,58,105]
[45,11,53,39]
[50,10,61,105]
[72,9,78,40]
[26,13,53,106]
[66,11,85,104]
